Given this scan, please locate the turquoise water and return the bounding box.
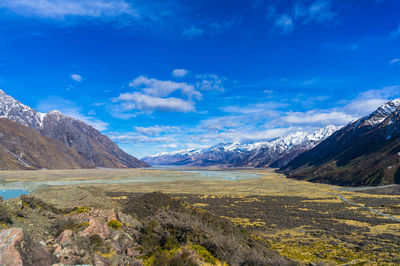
[0,189,28,200]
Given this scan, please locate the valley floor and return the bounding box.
[1,168,400,265]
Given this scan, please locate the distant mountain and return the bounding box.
[142,125,340,167]
[281,100,400,186]
[0,118,88,170]
[0,90,148,168]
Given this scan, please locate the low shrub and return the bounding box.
[144,249,198,266]
[0,205,13,225]
[21,195,65,214]
[71,207,90,214]
[51,216,82,236]
[191,245,218,264]
[108,219,122,230]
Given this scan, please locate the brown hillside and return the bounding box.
[0,118,93,170]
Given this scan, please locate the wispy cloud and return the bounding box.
[183,26,203,38]
[0,0,137,19]
[195,74,226,91]
[274,14,294,34]
[134,125,181,136]
[283,111,354,125]
[221,102,285,114]
[109,133,175,144]
[293,0,336,24]
[71,73,82,82]
[391,23,400,38]
[390,58,400,65]
[268,0,337,34]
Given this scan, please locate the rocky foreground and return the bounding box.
[0,192,294,266]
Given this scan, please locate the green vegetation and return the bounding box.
[191,245,218,264]
[144,248,198,266]
[107,219,122,230]
[71,206,90,214]
[0,205,13,225]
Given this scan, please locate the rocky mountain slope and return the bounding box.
[0,118,89,170]
[0,90,147,168]
[281,99,400,186]
[142,125,340,167]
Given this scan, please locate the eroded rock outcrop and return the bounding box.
[0,228,56,266]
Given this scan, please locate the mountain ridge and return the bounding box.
[142,125,340,167]
[280,99,400,186]
[0,89,148,169]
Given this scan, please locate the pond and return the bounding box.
[0,189,29,200]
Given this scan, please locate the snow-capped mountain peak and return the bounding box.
[142,125,341,167]
[0,89,148,168]
[0,89,44,130]
[362,99,400,126]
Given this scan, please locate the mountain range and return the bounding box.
[281,99,400,186]
[0,90,148,170]
[142,125,340,168]
[3,88,400,186]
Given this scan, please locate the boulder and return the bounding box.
[0,228,57,266]
[0,228,24,265]
[80,218,110,239]
[55,229,72,245]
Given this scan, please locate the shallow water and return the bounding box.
[0,189,29,200]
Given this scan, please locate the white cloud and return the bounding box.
[159,143,178,149]
[114,84,400,156]
[0,0,137,19]
[113,72,226,116]
[129,75,201,99]
[343,98,388,116]
[172,69,188,78]
[36,97,108,131]
[71,73,82,82]
[274,14,294,34]
[200,116,243,131]
[181,143,210,150]
[183,26,203,38]
[283,111,355,126]
[281,85,400,127]
[390,58,400,65]
[196,74,226,91]
[117,92,195,113]
[357,85,400,101]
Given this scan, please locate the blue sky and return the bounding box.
[0,0,399,158]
